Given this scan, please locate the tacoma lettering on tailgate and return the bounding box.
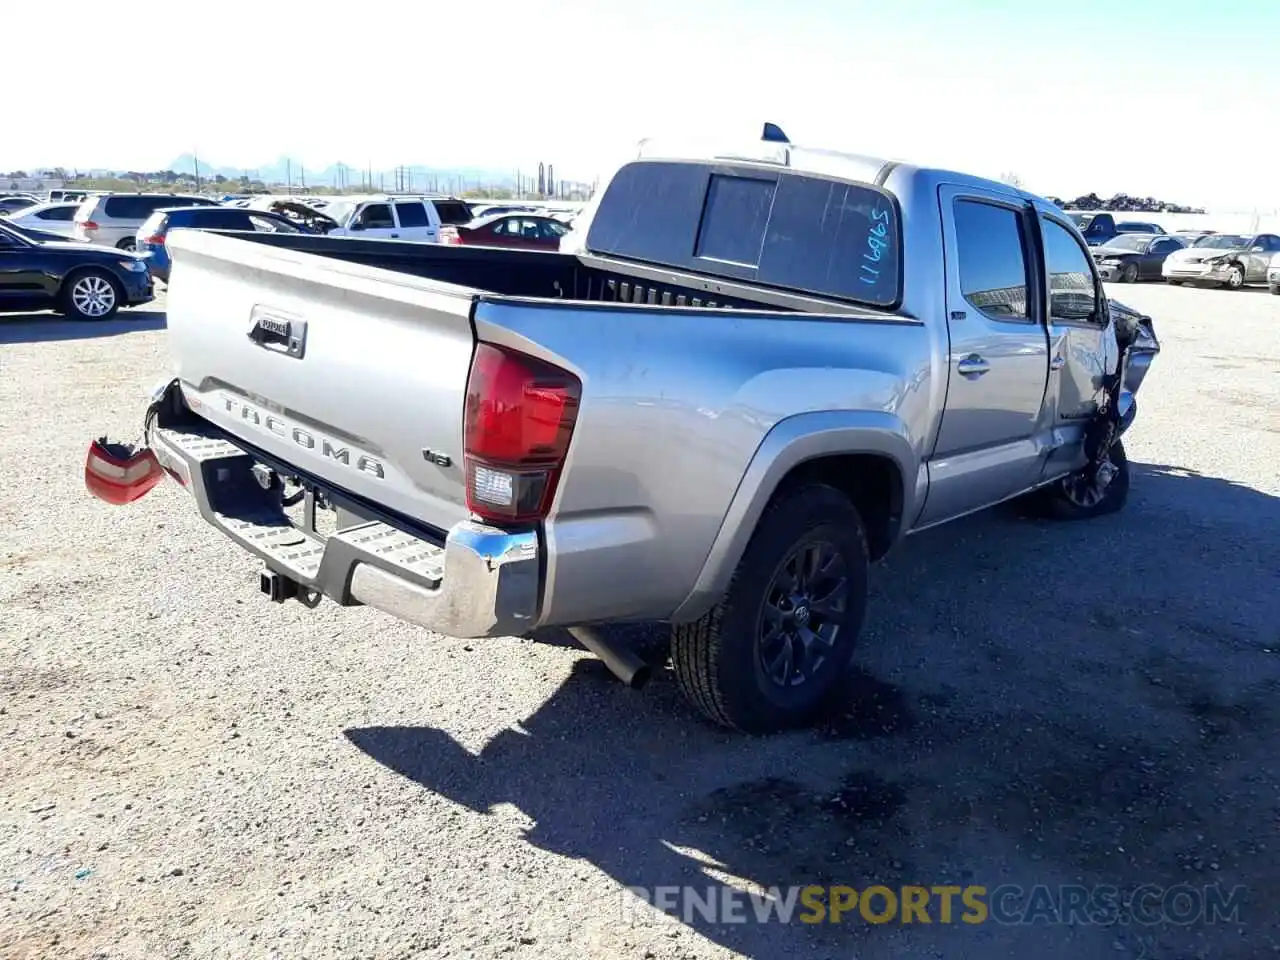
[220,396,386,479]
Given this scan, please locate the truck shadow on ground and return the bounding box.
[0,309,166,343]
[347,462,1280,958]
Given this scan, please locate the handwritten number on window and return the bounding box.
[861,207,892,286]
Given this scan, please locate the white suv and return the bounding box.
[74,193,219,250]
[322,195,473,243]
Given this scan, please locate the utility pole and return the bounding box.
[193,149,201,191]
[286,158,292,194]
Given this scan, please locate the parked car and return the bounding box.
[135,206,308,282]
[1092,234,1187,282]
[2,219,81,244]
[439,213,570,250]
[73,193,220,250]
[0,196,37,217]
[89,125,1161,734]
[1162,232,1280,288]
[241,197,339,235]
[323,195,473,243]
[0,220,153,320]
[1068,211,1120,246]
[48,190,89,203]
[1173,230,1216,245]
[468,203,540,219]
[1268,252,1280,295]
[1115,221,1166,235]
[3,201,83,240]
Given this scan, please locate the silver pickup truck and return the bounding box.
[88,126,1160,733]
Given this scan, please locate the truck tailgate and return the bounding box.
[162,229,476,533]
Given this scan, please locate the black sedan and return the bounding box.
[0,220,154,321]
[1092,233,1187,283]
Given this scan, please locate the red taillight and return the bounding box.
[80,220,99,233]
[439,226,461,245]
[463,343,580,523]
[84,439,164,505]
[142,234,166,246]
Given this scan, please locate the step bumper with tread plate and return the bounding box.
[145,411,541,639]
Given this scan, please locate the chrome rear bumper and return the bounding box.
[144,385,541,638]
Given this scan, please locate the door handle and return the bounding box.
[956,354,990,377]
[1050,354,1065,370]
[390,233,399,238]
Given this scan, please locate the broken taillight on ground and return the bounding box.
[84,438,163,505]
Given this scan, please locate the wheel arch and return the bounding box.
[669,410,919,624]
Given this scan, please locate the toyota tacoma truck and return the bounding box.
[86,125,1160,733]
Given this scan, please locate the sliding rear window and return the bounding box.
[585,160,901,307]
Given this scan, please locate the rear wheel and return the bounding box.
[1269,284,1280,296]
[671,483,870,733]
[60,270,121,321]
[1165,278,1183,285]
[116,237,137,252]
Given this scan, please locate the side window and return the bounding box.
[1261,235,1280,252]
[491,219,514,236]
[539,219,568,239]
[952,199,1029,321]
[1151,240,1175,254]
[1040,218,1099,324]
[432,201,472,225]
[38,207,75,221]
[393,202,429,228]
[354,203,394,228]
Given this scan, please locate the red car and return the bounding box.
[440,213,569,250]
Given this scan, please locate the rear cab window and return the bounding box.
[585,160,901,307]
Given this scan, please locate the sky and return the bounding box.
[10,0,1279,210]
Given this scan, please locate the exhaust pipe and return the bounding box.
[568,626,652,690]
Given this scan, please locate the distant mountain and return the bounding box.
[166,153,552,192]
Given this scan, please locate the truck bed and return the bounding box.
[211,230,886,316]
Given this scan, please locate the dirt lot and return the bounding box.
[2,284,1278,960]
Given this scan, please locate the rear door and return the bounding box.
[1037,211,1112,481]
[392,200,438,242]
[918,185,1051,526]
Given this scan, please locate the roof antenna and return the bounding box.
[761,122,790,144]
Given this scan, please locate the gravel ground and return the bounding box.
[2,283,1278,960]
